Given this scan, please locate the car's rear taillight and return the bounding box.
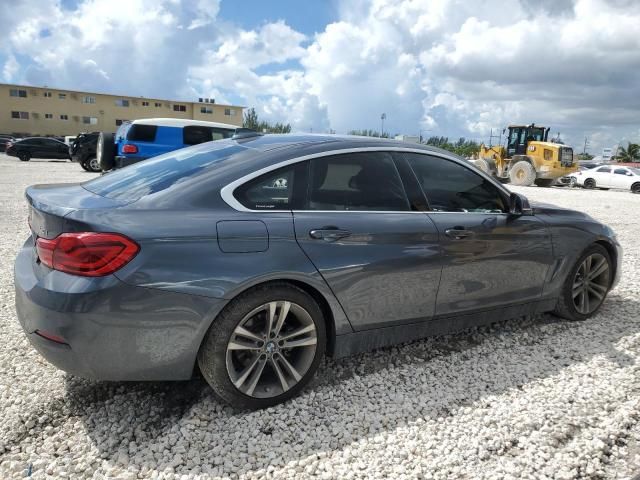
[122,144,138,154]
[36,232,139,277]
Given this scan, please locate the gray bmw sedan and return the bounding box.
[15,133,622,409]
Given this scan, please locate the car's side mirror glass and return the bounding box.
[509,192,533,216]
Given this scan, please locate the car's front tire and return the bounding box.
[198,283,326,409]
[553,244,612,321]
[18,151,30,162]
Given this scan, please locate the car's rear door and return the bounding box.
[592,166,612,187]
[401,152,554,316]
[291,151,442,331]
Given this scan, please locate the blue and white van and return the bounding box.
[97,118,238,171]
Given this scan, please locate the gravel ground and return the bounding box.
[1,153,640,480]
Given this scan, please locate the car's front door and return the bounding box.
[612,168,632,189]
[292,152,442,331]
[402,152,554,317]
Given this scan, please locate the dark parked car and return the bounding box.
[15,134,621,409]
[6,137,71,161]
[70,132,100,172]
[0,134,15,151]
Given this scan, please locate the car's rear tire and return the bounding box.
[85,157,101,172]
[552,244,612,321]
[509,161,536,186]
[18,151,30,162]
[97,132,116,171]
[198,283,326,410]
[632,182,640,194]
[584,178,596,189]
[534,178,554,187]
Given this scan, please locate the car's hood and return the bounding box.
[530,201,589,218]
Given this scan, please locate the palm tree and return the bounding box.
[616,142,640,162]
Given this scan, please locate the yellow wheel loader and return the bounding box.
[472,124,577,186]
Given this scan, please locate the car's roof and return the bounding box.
[131,117,238,130]
[19,136,63,141]
[233,133,450,155]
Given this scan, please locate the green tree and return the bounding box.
[424,136,480,158]
[243,107,291,133]
[347,129,390,138]
[577,152,594,161]
[615,143,640,162]
[243,107,259,130]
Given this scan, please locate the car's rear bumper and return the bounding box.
[14,238,227,380]
[114,155,150,169]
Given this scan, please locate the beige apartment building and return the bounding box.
[0,83,244,137]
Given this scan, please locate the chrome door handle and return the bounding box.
[309,228,351,241]
[444,228,474,240]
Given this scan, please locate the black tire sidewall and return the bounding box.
[18,151,30,161]
[198,284,327,410]
[556,244,612,321]
[584,178,595,189]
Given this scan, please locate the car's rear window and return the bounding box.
[83,141,246,203]
[127,124,158,142]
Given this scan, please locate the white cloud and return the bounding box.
[1,0,639,151]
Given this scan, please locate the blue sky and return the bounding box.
[1,0,640,152]
[219,0,337,36]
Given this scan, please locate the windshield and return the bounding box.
[83,141,246,202]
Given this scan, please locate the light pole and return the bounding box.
[380,113,386,138]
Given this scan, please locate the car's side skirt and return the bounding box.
[331,298,558,358]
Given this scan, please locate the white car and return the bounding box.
[570,165,640,193]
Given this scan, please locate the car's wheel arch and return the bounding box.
[191,275,349,378]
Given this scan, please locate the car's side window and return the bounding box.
[404,153,507,213]
[211,128,235,141]
[597,167,611,173]
[235,164,301,210]
[304,152,410,211]
[614,168,628,175]
[184,126,213,145]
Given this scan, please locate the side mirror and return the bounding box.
[509,192,533,216]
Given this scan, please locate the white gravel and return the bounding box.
[1,154,640,480]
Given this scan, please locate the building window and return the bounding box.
[115,99,130,107]
[224,108,236,116]
[11,111,29,119]
[173,104,186,112]
[154,102,162,107]
[43,91,52,98]
[58,93,66,99]
[142,101,149,106]
[45,113,53,119]
[60,114,68,120]
[10,89,27,98]
[200,106,212,114]
[82,116,98,125]
[115,119,128,126]
[82,95,96,104]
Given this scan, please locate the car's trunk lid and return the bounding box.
[26,183,126,239]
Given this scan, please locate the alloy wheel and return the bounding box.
[88,158,100,172]
[225,301,318,398]
[572,253,610,315]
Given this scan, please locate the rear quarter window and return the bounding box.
[127,124,158,142]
